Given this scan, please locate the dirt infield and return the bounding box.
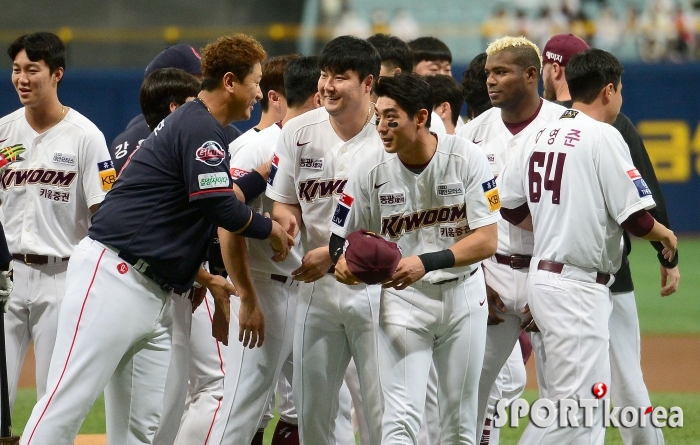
[18,335,700,445]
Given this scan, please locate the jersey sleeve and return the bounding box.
[265,126,299,204]
[498,133,531,210]
[330,163,371,238]
[181,118,235,202]
[229,137,263,179]
[595,126,656,225]
[79,126,114,208]
[462,144,502,229]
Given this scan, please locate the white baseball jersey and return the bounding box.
[458,99,566,256]
[266,107,383,251]
[0,108,113,257]
[499,109,656,273]
[429,111,447,135]
[330,133,502,284]
[229,123,302,276]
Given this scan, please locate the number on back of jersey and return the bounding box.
[528,151,567,204]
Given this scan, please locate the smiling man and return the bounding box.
[0,32,114,419]
[331,73,499,444]
[457,36,566,442]
[19,34,293,445]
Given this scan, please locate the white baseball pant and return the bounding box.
[609,291,664,445]
[19,238,171,445]
[518,262,612,445]
[209,274,298,445]
[5,259,68,411]
[484,342,527,445]
[379,270,488,445]
[293,274,383,445]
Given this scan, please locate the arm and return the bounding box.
[194,266,237,341]
[620,210,677,262]
[218,227,265,348]
[382,223,498,290]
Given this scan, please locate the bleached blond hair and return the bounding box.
[486,36,543,73]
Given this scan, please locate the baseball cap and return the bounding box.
[344,229,402,285]
[144,44,202,78]
[542,34,590,67]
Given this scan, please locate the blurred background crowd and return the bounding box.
[1,0,698,68]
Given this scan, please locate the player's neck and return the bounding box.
[398,130,437,165]
[256,111,280,131]
[24,98,66,134]
[556,83,572,102]
[282,104,316,126]
[198,90,236,127]
[572,102,608,123]
[500,92,541,124]
[329,99,373,142]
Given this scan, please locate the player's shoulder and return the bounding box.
[228,127,260,153]
[62,108,105,141]
[536,99,568,121]
[437,133,486,161]
[0,108,27,130]
[459,108,501,136]
[285,107,329,131]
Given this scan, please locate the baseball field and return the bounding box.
[10,237,700,444]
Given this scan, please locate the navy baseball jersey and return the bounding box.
[90,99,251,291]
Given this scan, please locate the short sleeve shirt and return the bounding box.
[89,99,236,290]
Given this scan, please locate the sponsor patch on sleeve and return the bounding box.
[198,172,230,190]
[627,169,651,198]
[482,179,500,212]
[332,192,354,227]
[230,167,250,179]
[98,159,116,191]
[267,154,279,186]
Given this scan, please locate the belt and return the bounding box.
[537,260,610,285]
[104,245,175,292]
[432,268,479,286]
[12,253,70,265]
[271,274,295,285]
[494,253,532,270]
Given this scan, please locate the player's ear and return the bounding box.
[169,102,180,113]
[552,63,563,80]
[222,72,237,93]
[600,83,614,104]
[415,108,430,128]
[313,92,322,108]
[524,66,538,82]
[363,74,374,93]
[268,90,279,106]
[51,66,64,85]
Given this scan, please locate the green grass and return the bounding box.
[13,388,105,435]
[629,237,700,334]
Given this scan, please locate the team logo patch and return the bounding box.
[198,172,230,190]
[195,141,226,166]
[482,178,501,212]
[332,192,354,227]
[437,182,463,197]
[117,263,129,274]
[300,157,323,169]
[560,110,579,119]
[380,193,405,206]
[487,154,496,164]
[268,154,279,185]
[98,160,117,191]
[52,152,76,166]
[230,168,249,179]
[627,169,652,198]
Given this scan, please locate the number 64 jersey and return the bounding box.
[498,109,656,274]
[330,133,502,284]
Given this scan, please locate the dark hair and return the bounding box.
[566,48,624,104]
[373,73,432,127]
[319,35,380,84]
[425,74,463,126]
[408,36,452,65]
[461,52,492,119]
[200,34,267,91]
[140,68,201,130]
[366,33,413,73]
[284,56,320,108]
[8,32,65,74]
[260,54,300,112]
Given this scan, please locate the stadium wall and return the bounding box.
[0,63,697,231]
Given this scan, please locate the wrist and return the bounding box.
[418,249,456,273]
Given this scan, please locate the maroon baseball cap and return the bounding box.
[542,34,590,67]
[144,44,202,78]
[344,229,402,285]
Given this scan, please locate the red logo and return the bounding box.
[117,262,129,274]
[230,168,249,179]
[195,141,226,166]
[626,169,641,179]
[645,406,653,415]
[592,382,607,399]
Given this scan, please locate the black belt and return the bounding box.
[114,249,175,292]
[271,274,289,284]
[433,268,478,285]
[494,253,532,269]
[12,253,70,265]
[537,260,611,285]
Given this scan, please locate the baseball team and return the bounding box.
[0,27,679,445]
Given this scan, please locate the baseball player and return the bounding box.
[425,74,464,134]
[109,44,205,174]
[461,53,491,121]
[457,36,566,442]
[498,48,677,444]
[207,54,315,445]
[541,33,680,444]
[331,73,499,444]
[0,32,114,415]
[18,34,293,445]
[266,35,385,445]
